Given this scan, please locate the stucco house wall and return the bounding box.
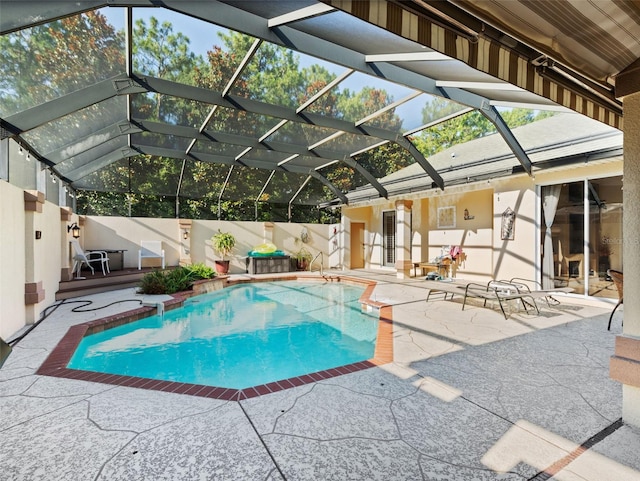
[342,161,622,284]
[0,181,27,339]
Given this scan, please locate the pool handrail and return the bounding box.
[310,251,324,276]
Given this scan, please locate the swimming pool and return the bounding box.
[67,281,379,389]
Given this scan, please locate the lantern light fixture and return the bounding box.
[67,222,81,238]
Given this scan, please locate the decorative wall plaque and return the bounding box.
[501,207,516,240]
[437,206,456,228]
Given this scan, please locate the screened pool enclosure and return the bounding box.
[1,1,570,221]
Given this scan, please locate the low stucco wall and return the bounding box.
[83,217,181,270]
[83,217,334,275]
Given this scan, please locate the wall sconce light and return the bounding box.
[67,222,81,238]
[183,229,189,240]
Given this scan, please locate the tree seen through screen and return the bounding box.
[0,11,551,222]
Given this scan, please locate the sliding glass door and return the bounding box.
[540,176,622,299]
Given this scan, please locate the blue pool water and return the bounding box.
[68,281,378,389]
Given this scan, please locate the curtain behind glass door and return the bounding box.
[383,211,396,267]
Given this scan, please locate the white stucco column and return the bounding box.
[394,200,413,279]
[263,222,274,244]
[610,92,640,428]
[60,207,73,281]
[178,219,192,266]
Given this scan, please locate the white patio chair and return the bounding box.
[70,239,110,278]
[138,241,165,270]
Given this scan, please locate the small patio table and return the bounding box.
[414,259,451,277]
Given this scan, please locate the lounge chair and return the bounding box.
[504,277,574,307]
[462,282,540,319]
[424,279,535,317]
[424,279,466,301]
[607,269,623,330]
[424,278,574,319]
[70,239,110,278]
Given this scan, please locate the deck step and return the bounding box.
[56,269,148,300]
[56,281,141,300]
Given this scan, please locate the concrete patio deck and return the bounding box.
[1,270,638,480]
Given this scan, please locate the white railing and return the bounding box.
[310,252,324,276]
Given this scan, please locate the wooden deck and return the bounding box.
[56,267,164,300]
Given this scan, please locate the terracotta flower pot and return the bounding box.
[214,260,230,274]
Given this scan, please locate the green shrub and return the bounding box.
[137,264,216,295]
[184,263,215,279]
[164,267,194,293]
[138,270,168,295]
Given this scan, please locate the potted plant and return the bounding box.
[294,246,313,271]
[211,230,236,274]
